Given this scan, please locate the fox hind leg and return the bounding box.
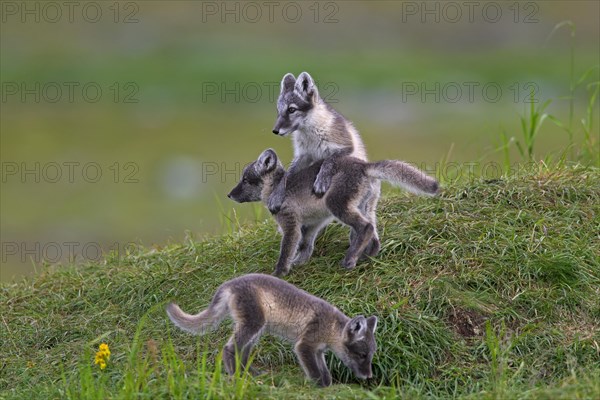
[333,207,375,269]
[350,179,380,259]
[362,180,381,257]
[343,214,375,269]
[327,191,375,269]
[223,297,265,375]
[293,221,328,266]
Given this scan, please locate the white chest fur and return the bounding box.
[293,126,343,159]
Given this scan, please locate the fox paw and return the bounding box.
[292,252,311,266]
[268,197,283,214]
[313,175,332,197]
[341,257,357,270]
[273,267,289,277]
[364,238,381,257]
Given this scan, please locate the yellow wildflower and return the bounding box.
[94,343,111,370]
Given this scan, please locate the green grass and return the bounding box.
[1,165,599,399]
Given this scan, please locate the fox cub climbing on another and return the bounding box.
[167,273,378,387]
[269,72,377,215]
[228,149,438,276]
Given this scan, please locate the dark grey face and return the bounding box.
[342,316,378,379]
[227,149,279,203]
[227,162,263,203]
[272,72,317,136]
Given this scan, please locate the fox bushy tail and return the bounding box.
[367,160,439,196]
[166,287,229,335]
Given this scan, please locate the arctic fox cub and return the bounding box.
[228,149,438,276]
[269,72,382,254]
[167,273,378,387]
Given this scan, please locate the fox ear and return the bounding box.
[295,72,319,100]
[346,315,367,341]
[281,73,296,94]
[367,316,378,333]
[256,148,277,173]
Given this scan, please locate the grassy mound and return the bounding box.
[1,165,599,399]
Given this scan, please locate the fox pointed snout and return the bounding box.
[272,116,287,135]
[357,371,372,380]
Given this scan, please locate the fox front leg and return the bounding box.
[273,214,302,276]
[313,152,349,196]
[295,342,332,387]
[267,179,286,214]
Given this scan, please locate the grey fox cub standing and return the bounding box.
[228,149,438,276]
[167,273,378,387]
[269,72,382,256]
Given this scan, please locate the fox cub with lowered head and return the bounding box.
[167,273,378,387]
[228,149,438,276]
[269,72,379,222]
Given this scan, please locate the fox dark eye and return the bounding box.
[287,107,297,114]
[242,178,249,184]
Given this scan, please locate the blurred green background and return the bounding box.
[1,1,598,281]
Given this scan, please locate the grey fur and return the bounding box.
[167,273,378,387]
[228,149,439,276]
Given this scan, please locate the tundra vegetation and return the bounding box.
[1,21,599,399]
[1,161,599,399]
